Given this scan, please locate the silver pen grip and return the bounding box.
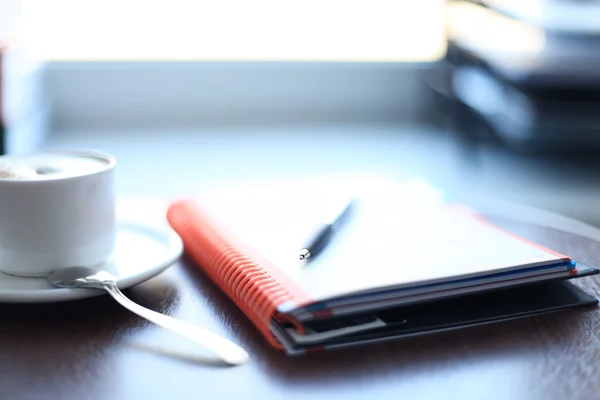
[299,224,334,260]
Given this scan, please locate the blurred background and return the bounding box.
[2,0,600,224]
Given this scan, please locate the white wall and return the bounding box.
[45,62,434,133]
[2,45,50,154]
[15,0,441,136]
[0,0,21,41]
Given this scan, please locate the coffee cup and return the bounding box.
[0,150,116,277]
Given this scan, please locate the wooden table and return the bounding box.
[1,198,600,400]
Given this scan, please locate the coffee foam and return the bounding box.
[0,152,111,180]
[0,162,40,180]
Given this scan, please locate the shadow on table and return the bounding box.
[179,255,596,382]
[0,276,181,390]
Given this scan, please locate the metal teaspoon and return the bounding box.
[47,266,249,366]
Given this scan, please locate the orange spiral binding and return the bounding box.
[167,199,311,350]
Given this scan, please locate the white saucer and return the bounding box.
[0,220,183,303]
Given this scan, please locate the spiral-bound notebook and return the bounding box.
[167,178,599,354]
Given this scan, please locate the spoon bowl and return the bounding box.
[48,266,116,289]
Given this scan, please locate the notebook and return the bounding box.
[166,176,599,354]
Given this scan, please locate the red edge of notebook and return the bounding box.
[450,204,571,262]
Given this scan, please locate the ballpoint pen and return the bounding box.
[298,198,355,261]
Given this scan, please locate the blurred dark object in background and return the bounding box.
[431,0,600,152]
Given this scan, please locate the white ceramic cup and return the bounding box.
[0,150,116,277]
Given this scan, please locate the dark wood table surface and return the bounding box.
[3,127,600,400]
[1,203,600,400]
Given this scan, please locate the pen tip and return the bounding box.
[299,249,310,261]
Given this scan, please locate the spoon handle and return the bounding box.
[102,282,249,365]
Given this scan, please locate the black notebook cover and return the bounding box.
[272,271,598,354]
